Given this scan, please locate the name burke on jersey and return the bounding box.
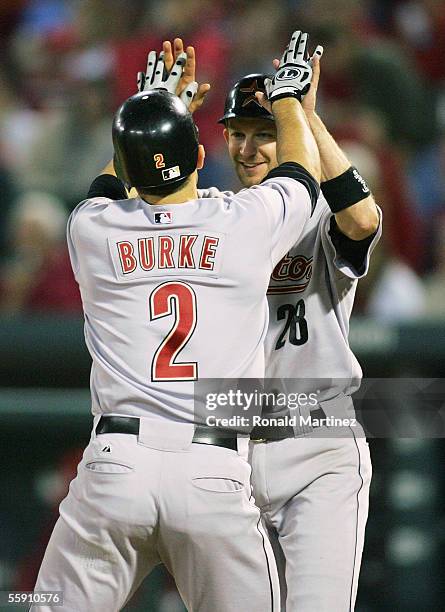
[116,234,220,274]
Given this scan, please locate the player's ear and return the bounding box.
[197,144,205,170]
[223,128,229,145]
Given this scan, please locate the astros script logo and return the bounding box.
[268,253,313,294]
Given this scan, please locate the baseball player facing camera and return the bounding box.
[155,31,381,612]
[32,33,322,611]
[214,35,381,612]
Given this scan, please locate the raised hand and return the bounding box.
[136,47,191,98]
[256,39,323,115]
[297,44,322,114]
[265,31,314,103]
[137,38,210,113]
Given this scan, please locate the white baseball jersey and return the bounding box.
[251,195,380,612]
[265,195,382,398]
[199,189,382,400]
[67,176,313,422]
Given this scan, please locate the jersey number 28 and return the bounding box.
[149,281,198,381]
[275,299,308,350]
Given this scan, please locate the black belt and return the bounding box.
[250,407,326,441]
[95,416,238,451]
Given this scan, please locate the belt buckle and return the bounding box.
[250,437,267,443]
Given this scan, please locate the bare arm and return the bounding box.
[97,159,144,198]
[302,55,379,239]
[272,97,321,182]
[99,159,116,176]
[307,113,379,239]
[88,159,138,199]
[260,31,321,182]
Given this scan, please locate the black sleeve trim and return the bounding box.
[87,174,127,200]
[262,162,320,214]
[328,216,377,274]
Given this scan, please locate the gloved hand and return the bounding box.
[265,31,313,103]
[136,50,198,108]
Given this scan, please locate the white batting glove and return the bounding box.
[136,51,198,109]
[309,44,324,65]
[265,31,313,102]
[178,81,199,107]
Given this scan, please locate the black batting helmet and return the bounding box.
[112,90,199,190]
[218,74,274,124]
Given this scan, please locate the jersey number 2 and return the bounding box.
[149,281,198,381]
[275,299,308,350]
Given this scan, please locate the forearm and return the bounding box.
[305,111,349,181]
[307,110,379,239]
[273,98,321,182]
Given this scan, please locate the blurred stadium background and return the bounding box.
[0,0,444,610]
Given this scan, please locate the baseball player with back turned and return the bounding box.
[31,34,321,611]
[155,32,381,611]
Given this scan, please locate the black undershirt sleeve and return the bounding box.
[262,162,320,214]
[87,174,127,200]
[328,216,377,274]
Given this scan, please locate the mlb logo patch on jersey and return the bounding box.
[162,166,180,181]
[154,212,172,224]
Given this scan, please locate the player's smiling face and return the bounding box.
[224,118,278,187]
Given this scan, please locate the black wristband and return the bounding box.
[321,166,370,213]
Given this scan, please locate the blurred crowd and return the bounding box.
[0,0,444,321]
